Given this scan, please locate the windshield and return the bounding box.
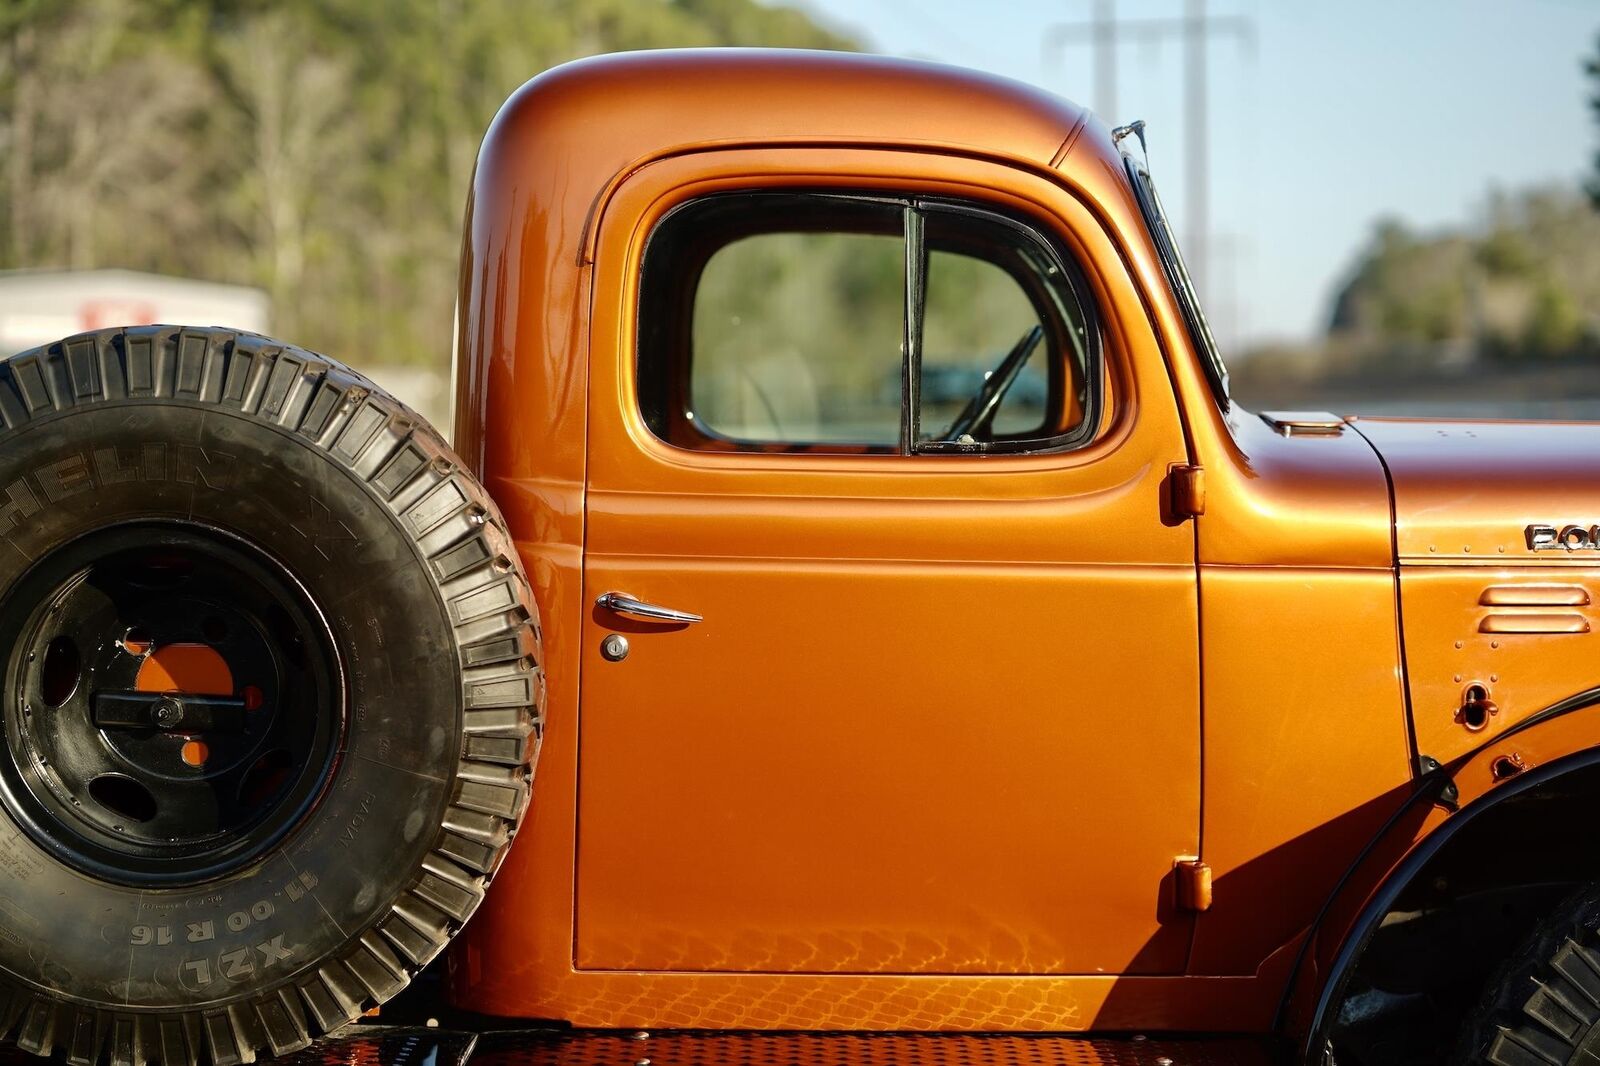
[1120,134,1230,407]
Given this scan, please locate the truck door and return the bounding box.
[575,156,1200,976]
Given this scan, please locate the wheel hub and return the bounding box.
[0,523,344,885]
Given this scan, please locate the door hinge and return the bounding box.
[1174,857,1213,913]
[1168,463,1205,520]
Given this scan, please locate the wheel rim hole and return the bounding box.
[40,636,79,707]
[238,749,293,809]
[121,626,153,657]
[180,740,210,768]
[242,684,264,711]
[202,616,228,643]
[88,774,156,824]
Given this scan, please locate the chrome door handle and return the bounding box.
[596,591,703,624]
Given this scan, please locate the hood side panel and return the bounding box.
[1351,417,1600,762]
[1351,418,1600,563]
[1401,566,1600,764]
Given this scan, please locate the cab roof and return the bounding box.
[485,48,1093,182]
[454,48,1115,478]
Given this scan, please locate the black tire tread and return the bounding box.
[0,326,543,1066]
[1461,881,1600,1065]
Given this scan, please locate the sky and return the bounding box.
[789,0,1598,352]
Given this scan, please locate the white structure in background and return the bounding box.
[0,269,455,434]
[0,269,269,356]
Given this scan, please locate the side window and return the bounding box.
[921,247,1048,440]
[638,192,1099,455]
[691,230,903,448]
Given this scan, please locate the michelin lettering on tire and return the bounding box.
[0,326,542,1066]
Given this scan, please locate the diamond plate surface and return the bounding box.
[0,1026,1275,1066]
[472,1031,1278,1066]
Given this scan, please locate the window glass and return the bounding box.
[919,248,1049,441]
[913,205,1094,451]
[691,230,903,447]
[638,192,1099,456]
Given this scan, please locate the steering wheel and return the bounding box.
[940,324,1044,443]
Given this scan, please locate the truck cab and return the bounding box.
[441,48,1600,1064]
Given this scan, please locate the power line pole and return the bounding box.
[1085,0,1119,125]
[1044,0,1251,305]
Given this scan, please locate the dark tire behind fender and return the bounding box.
[1459,880,1600,1064]
[0,326,542,1066]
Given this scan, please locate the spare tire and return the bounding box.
[0,327,542,1066]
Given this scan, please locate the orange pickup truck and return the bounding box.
[0,48,1597,1066]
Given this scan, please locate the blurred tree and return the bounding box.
[1587,31,1600,209]
[1,1,212,270]
[1327,186,1600,369]
[1525,280,1584,357]
[207,11,362,341]
[0,0,859,366]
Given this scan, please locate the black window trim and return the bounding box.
[639,189,1105,458]
[909,197,1100,456]
[901,203,925,454]
[1122,154,1230,409]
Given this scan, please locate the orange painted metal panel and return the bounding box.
[1400,567,1600,765]
[575,146,1199,978]
[449,964,1279,1033]
[576,559,1198,975]
[1190,566,1412,975]
[1194,412,1395,570]
[1351,418,1600,563]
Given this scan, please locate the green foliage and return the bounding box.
[1475,229,1536,280]
[0,0,859,366]
[1586,31,1600,210]
[1525,281,1584,357]
[686,224,1054,445]
[693,231,904,442]
[1326,185,1600,367]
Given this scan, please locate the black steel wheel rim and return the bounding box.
[0,521,345,886]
